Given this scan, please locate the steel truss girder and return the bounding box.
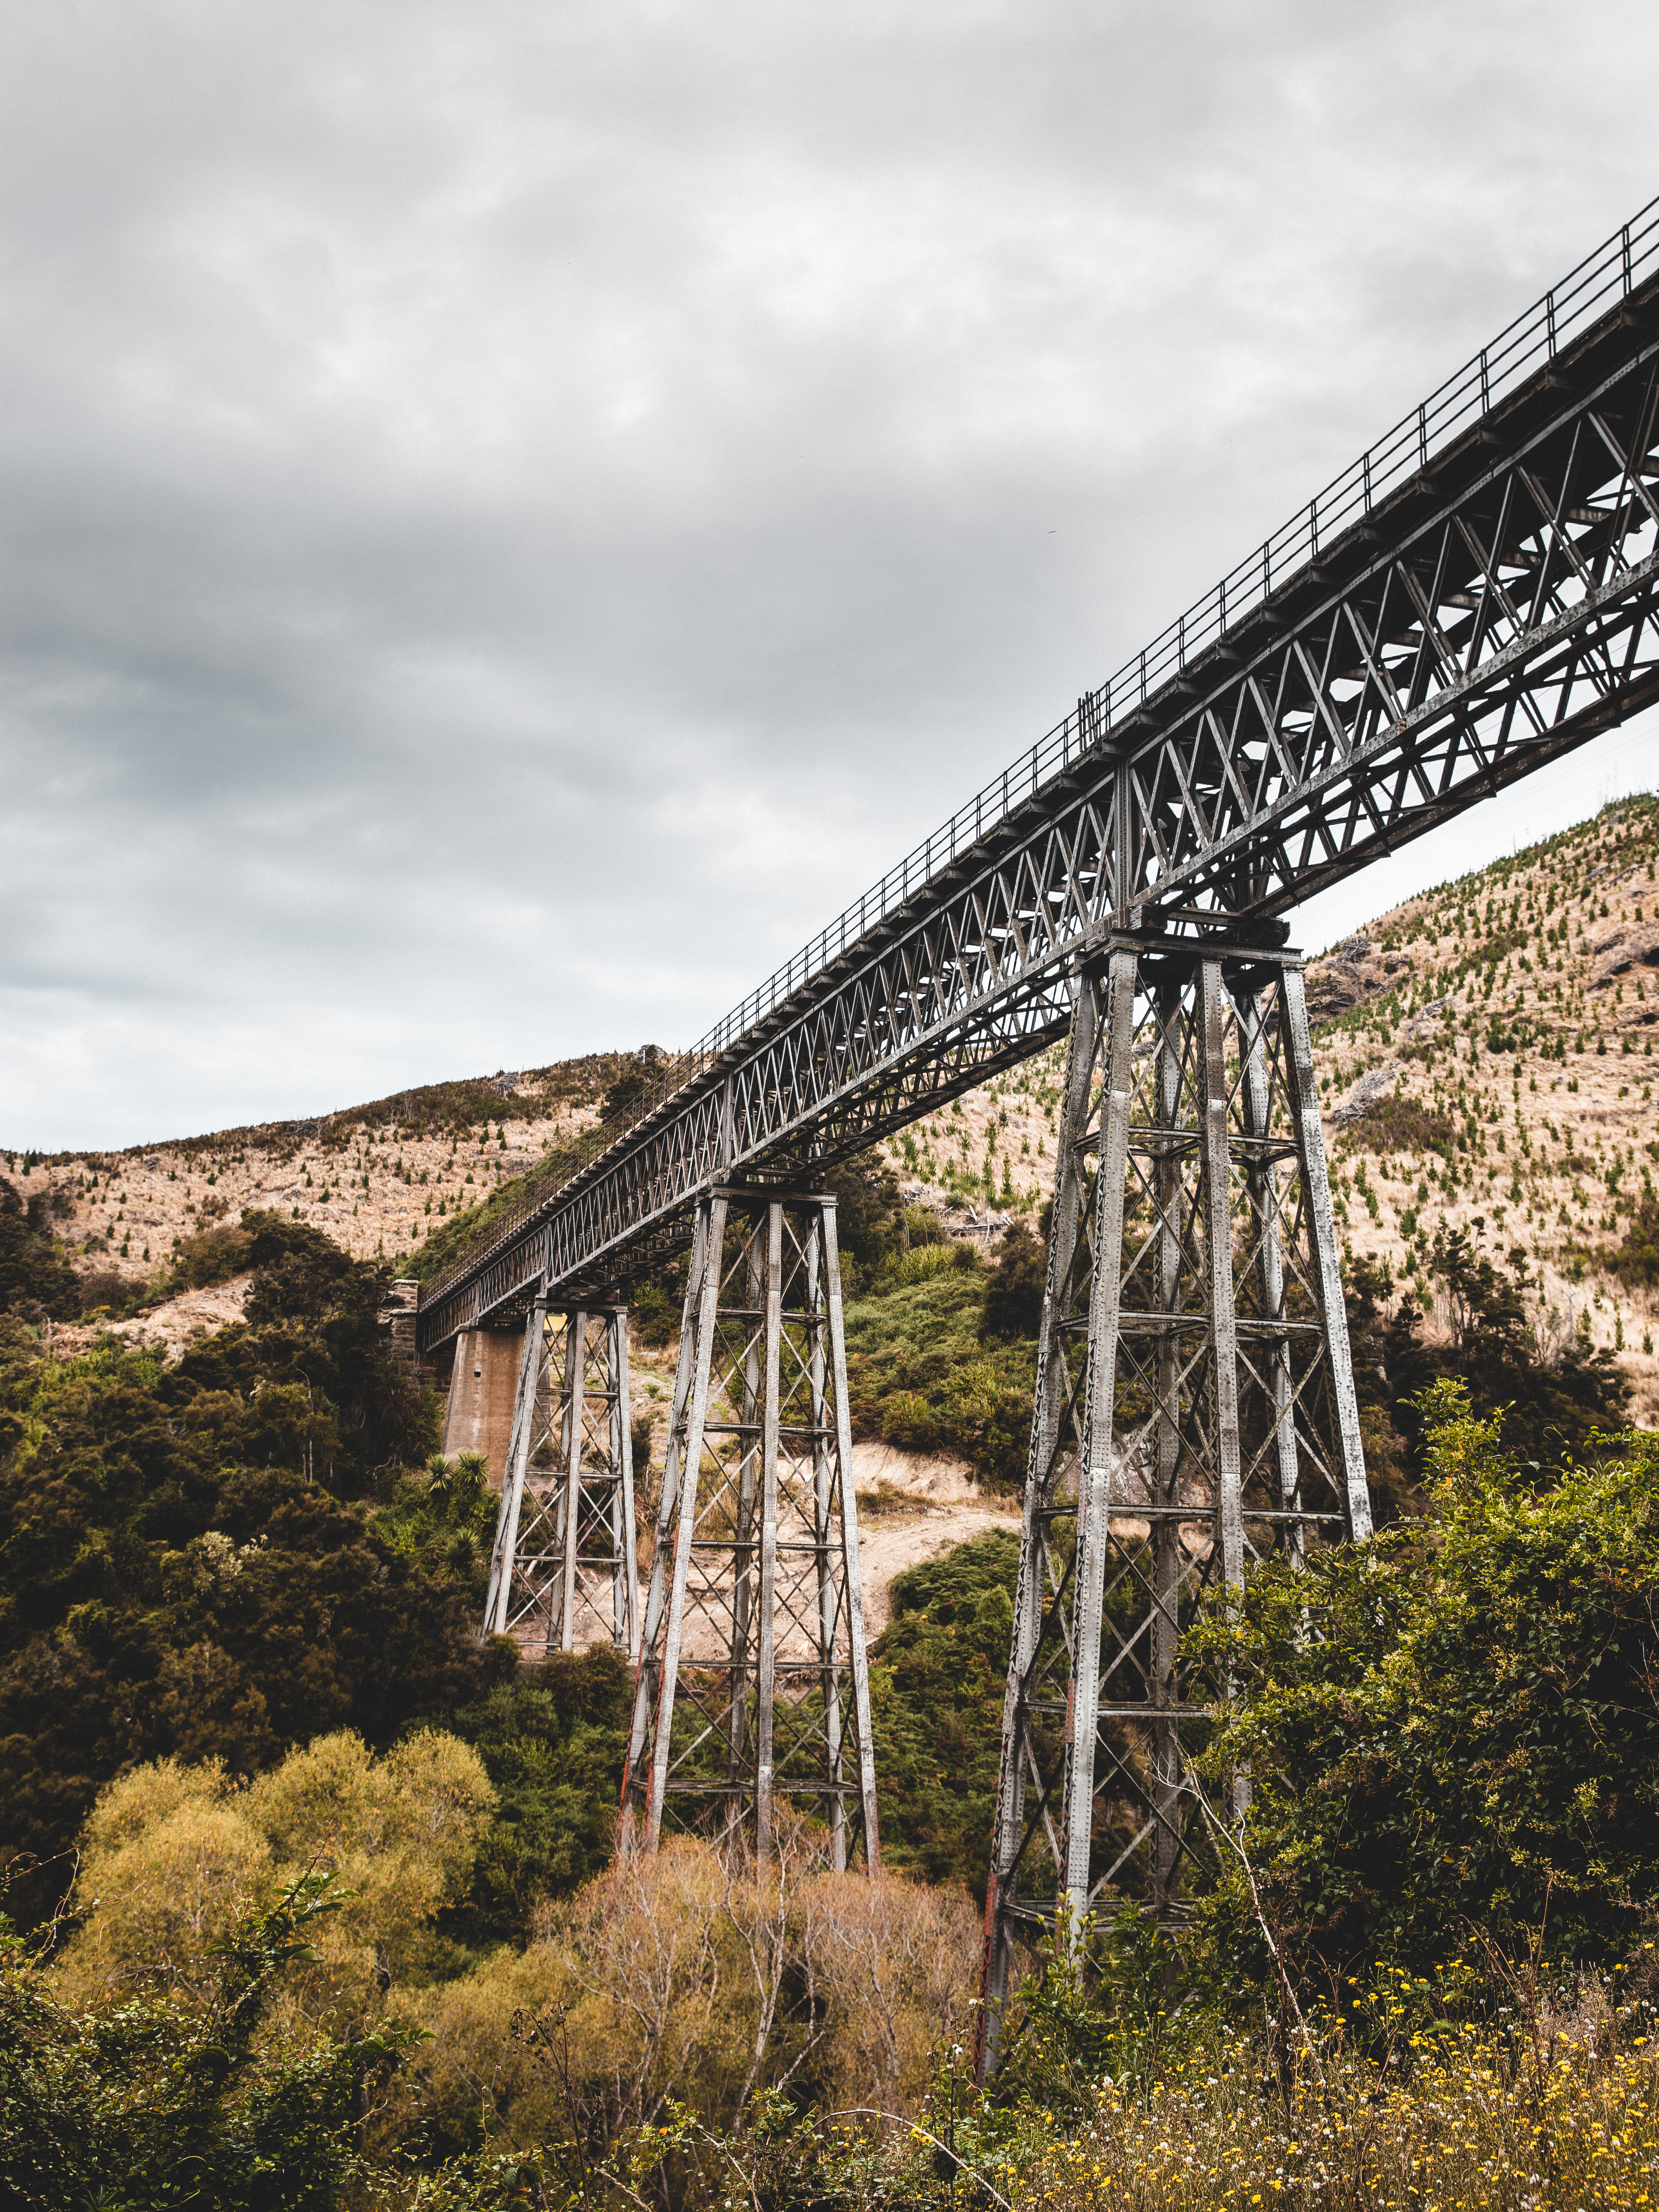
[483,1304,640,1659]
[975,940,1372,2078]
[618,1189,880,1871]
[419,274,1659,1352]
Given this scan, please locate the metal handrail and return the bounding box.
[420,195,1659,1314]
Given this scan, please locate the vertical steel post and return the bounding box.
[620,1202,712,1855]
[805,1215,847,1871]
[612,1311,640,1659]
[727,1219,765,1796]
[1149,988,1185,1898]
[823,1197,880,1870]
[979,972,1101,2071]
[558,1311,586,1652]
[1281,966,1373,1543]
[1236,978,1301,1560]
[1061,945,1139,1937]
[644,1193,728,1848]
[483,1295,545,1639]
[754,1202,784,1865]
[1199,959,1245,1596]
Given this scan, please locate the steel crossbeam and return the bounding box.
[418,214,1659,1354]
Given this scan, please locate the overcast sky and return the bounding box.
[3,0,1658,1150]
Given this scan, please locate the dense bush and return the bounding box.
[1345,1232,1630,1500]
[982,1219,1046,1340]
[1601,1186,1659,1289]
[844,1266,1036,1487]
[0,1180,90,1320]
[414,1652,635,1946]
[870,1532,1018,1896]
[50,1731,496,2027]
[1191,1380,1659,1992]
[0,1229,506,1927]
[393,1829,979,2167]
[0,1873,440,2211]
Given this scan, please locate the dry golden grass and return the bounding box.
[979,2011,1659,2212]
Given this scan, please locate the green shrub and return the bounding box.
[0,1225,490,1930]
[880,1389,941,1450]
[983,1221,1046,1340]
[870,1531,1020,1895]
[891,1242,960,1286]
[0,1873,432,2210]
[0,1180,85,1320]
[408,1650,635,1945]
[1191,1380,1659,1991]
[844,1269,1034,1488]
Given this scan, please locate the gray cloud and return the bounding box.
[3,0,1657,1145]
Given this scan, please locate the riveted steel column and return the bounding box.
[483,1294,545,1639]
[644,1196,727,1847]
[610,1311,640,1656]
[1198,959,1245,1595]
[1061,945,1139,1938]
[619,1193,727,1853]
[557,1311,586,1652]
[979,969,1100,2075]
[805,1214,846,1872]
[822,1198,880,1872]
[619,1207,709,1854]
[727,1214,766,1797]
[1236,979,1301,1561]
[754,1201,784,1866]
[1281,966,1373,1544]
[1149,988,1185,1900]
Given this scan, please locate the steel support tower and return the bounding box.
[483,1303,640,1659]
[975,930,1372,2070]
[618,1187,880,1870]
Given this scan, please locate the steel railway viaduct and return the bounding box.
[412,201,1659,2060]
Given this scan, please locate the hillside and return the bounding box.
[5,796,1658,1423]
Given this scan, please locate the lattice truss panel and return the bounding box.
[619,1191,880,1871]
[977,939,1373,2070]
[419,286,1659,1348]
[483,1304,639,1658]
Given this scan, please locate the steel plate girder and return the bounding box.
[417,279,1659,1351]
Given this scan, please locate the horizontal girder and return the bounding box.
[419,212,1659,1352]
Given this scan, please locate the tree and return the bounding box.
[0,1226,506,1929]
[870,1532,1020,1896]
[0,1181,84,1321]
[1192,1381,1659,1995]
[52,1732,495,2032]
[981,1221,1046,1341]
[0,1872,422,2211]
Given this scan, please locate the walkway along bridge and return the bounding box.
[416,198,1659,2063]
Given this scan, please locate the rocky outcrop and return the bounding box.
[1304,935,1403,1028]
[1329,1061,1405,1125]
[1588,921,1659,989]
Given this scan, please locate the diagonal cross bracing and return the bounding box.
[419,205,1659,1353]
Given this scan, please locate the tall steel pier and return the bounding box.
[422,204,1659,1968]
